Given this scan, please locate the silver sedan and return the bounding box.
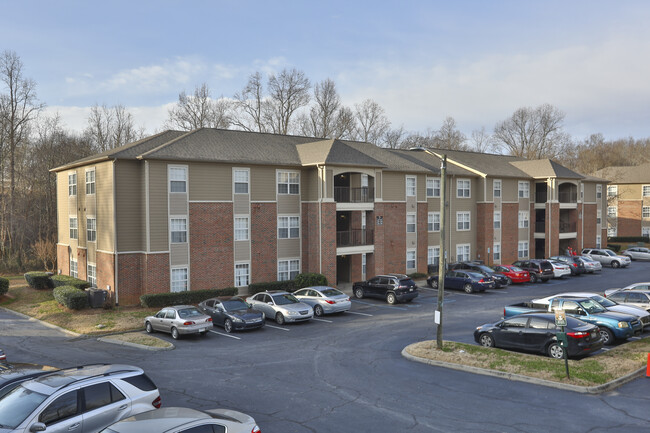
[246,291,313,325]
[580,256,602,273]
[145,305,213,339]
[622,247,650,261]
[293,286,351,316]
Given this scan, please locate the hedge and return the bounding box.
[607,244,621,252]
[51,275,91,290]
[294,273,328,289]
[0,277,8,296]
[408,272,428,280]
[247,280,297,295]
[608,236,649,243]
[53,285,89,310]
[140,287,239,308]
[24,272,52,290]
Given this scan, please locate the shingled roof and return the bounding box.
[591,163,650,184]
[510,159,584,179]
[424,148,531,178]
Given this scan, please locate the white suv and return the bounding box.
[0,364,160,433]
[581,248,631,268]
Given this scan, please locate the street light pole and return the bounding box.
[436,155,447,350]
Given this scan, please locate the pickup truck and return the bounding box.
[504,297,642,345]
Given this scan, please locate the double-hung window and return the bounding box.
[278,171,299,195]
[169,166,187,193]
[170,218,187,243]
[643,207,650,219]
[643,186,650,197]
[457,179,470,198]
[171,268,188,292]
[234,169,249,194]
[457,212,470,231]
[87,217,97,242]
[69,217,78,240]
[596,184,602,199]
[235,263,250,287]
[427,177,440,198]
[493,243,501,261]
[607,185,617,198]
[456,244,470,261]
[406,176,416,197]
[608,206,617,218]
[493,179,502,198]
[278,259,299,281]
[518,241,529,258]
[494,211,501,229]
[68,173,77,196]
[278,216,299,239]
[406,250,416,269]
[518,211,529,229]
[518,181,529,198]
[428,212,440,232]
[70,258,78,278]
[87,263,96,286]
[428,246,440,266]
[406,213,416,233]
[85,170,95,195]
[597,210,601,224]
[234,216,249,241]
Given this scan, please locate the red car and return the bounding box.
[491,265,530,284]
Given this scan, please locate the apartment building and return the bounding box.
[53,128,606,304]
[591,162,650,238]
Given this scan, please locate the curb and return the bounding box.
[0,306,81,337]
[401,345,646,394]
[97,334,175,352]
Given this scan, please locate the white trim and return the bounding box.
[456,178,471,198]
[406,212,417,233]
[233,167,250,196]
[117,251,170,255]
[406,248,417,271]
[337,245,375,255]
[406,175,417,197]
[170,266,189,293]
[277,214,301,239]
[234,261,251,287]
[57,243,70,247]
[456,211,471,231]
[96,249,115,255]
[276,169,300,196]
[168,164,188,194]
[189,200,234,203]
[145,160,150,253]
[84,167,96,196]
[277,257,301,281]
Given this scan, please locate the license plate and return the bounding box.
[409,288,414,292]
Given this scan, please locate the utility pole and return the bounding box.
[436,155,447,349]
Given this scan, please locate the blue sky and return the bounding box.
[3,1,650,140]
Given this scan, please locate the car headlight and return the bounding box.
[618,322,629,328]
[232,316,244,323]
[287,310,298,315]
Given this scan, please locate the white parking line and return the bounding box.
[265,324,290,331]
[312,318,333,323]
[208,330,241,340]
[346,311,373,317]
[351,299,408,310]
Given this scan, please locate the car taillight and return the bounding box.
[183,321,195,326]
[252,426,261,433]
[325,300,336,304]
[152,396,161,408]
[479,279,485,283]
[206,318,213,322]
[572,263,577,267]
[567,331,589,339]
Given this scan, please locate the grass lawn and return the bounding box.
[0,278,158,335]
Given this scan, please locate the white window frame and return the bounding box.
[85,169,95,195]
[233,168,249,194]
[643,207,650,219]
[428,212,440,232]
[596,184,602,199]
[597,210,601,225]
[518,211,529,229]
[69,217,78,240]
[426,177,441,198]
[643,227,650,238]
[493,179,502,198]
[428,246,440,266]
[456,244,470,262]
[406,176,416,197]
[169,165,187,193]
[171,267,188,292]
[494,211,501,229]
[456,211,470,231]
[608,226,617,237]
[608,206,617,218]
[70,258,78,278]
[457,179,470,198]
[406,213,416,233]
[278,215,300,239]
[86,217,96,242]
[580,183,584,200]
[170,217,188,243]
[87,263,96,286]
[278,171,300,195]
[518,181,530,198]
[235,263,250,287]
[234,216,249,241]
[362,253,367,276]
[493,243,501,261]
[607,185,617,198]
[596,235,601,248]
[361,174,369,188]
[68,172,77,196]
[361,212,367,230]
[278,259,300,281]
[406,249,416,270]
[643,185,650,197]
[518,241,529,259]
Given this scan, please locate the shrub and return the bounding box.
[608,236,649,243]
[247,280,296,295]
[294,273,328,289]
[607,244,621,252]
[53,285,89,310]
[0,277,8,296]
[51,275,91,290]
[408,272,427,280]
[24,271,52,290]
[139,287,239,308]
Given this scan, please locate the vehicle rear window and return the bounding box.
[178,308,204,318]
[122,373,157,391]
[399,279,415,285]
[540,262,553,270]
[321,288,343,297]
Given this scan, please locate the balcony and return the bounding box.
[535,191,547,203]
[535,221,545,233]
[558,191,578,203]
[334,187,374,203]
[560,222,576,233]
[337,229,374,247]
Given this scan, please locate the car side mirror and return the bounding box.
[267,302,273,305]
[30,423,46,432]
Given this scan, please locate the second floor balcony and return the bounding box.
[560,221,577,233]
[334,186,374,203]
[337,229,374,247]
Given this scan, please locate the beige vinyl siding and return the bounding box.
[234,195,250,215]
[417,174,426,201]
[583,182,596,202]
[278,238,300,258]
[475,178,486,202]
[234,241,250,262]
[502,178,519,202]
[189,162,231,201]
[278,194,300,214]
[619,184,640,200]
[375,171,382,199]
[251,166,277,201]
[58,172,70,244]
[518,228,529,240]
[149,161,169,251]
[169,194,187,215]
[77,171,87,245]
[326,169,333,199]
[115,160,145,252]
[301,169,319,201]
[170,243,189,266]
[350,173,361,188]
[428,232,441,245]
[454,231,474,245]
[486,178,494,202]
[87,242,96,265]
[383,172,405,201]
[94,162,114,252]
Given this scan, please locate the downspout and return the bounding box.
[113,160,119,305]
[318,165,323,274]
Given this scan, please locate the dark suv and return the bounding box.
[353,274,418,304]
[450,262,510,288]
[512,259,554,283]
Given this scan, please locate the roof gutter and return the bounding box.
[50,156,112,173]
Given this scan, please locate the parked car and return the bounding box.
[246,291,313,324]
[427,270,495,293]
[100,406,260,433]
[198,297,265,333]
[621,246,650,261]
[580,256,602,273]
[606,290,650,312]
[604,282,650,297]
[0,362,59,400]
[0,364,160,433]
[581,248,631,268]
[474,313,603,359]
[293,286,351,316]
[511,259,554,283]
[0,349,5,362]
[491,265,530,284]
[450,262,510,288]
[547,260,572,278]
[145,305,213,339]
[353,274,418,304]
[548,255,586,275]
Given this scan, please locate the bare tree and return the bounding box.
[232,72,270,133]
[264,68,311,135]
[166,83,231,131]
[470,126,495,153]
[382,125,407,149]
[433,116,467,150]
[402,128,437,148]
[85,104,144,152]
[300,79,355,139]
[493,104,571,159]
[354,99,390,144]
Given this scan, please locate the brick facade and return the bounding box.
[96,251,115,302]
[251,203,277,283]
[117,253,170,305]
[320,202,337,286]
[476,202,494,264]
[301,203,320,273]
[501,203,519,263]
[382,203,406,272]
[57,244,69,275]
[618,200,641,237]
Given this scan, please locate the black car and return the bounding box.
[450,262,510,288]
[474,313,603,359]
[0,362,59,400]
[427,270,495,293]
[512,259,554,283]
[549,255,586,276]
[198,297,265,333]
[353,274,418,304]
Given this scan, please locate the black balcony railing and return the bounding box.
[560,222,577,233]
[337,229,374,247]
[535,221,545,233]
[558,191,578,203]
[334,187,374,203]
[535,191,547,203]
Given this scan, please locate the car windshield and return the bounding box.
[475,265,493,273]
[579,299,606,314]
[605,250,617,256]
[273,294,298,305]
[177,308,204,318]
[591,295,615,307]
[320,288,343,297]
[466,272,484,280]
[0,385,48,428]
[510,266,523,272]
[222,300,249,311]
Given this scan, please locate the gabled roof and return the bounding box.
[591,162,650,184]
[341,141,429,172]
[296,139,386,168]
[424,148,531,178]
[509,159,584,179]
[389,149,477,177]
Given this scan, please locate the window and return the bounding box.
[428,246,440,266]
[644,186,650,197]
[278,171,299,195]
[233,169,249,194]
[456,244,470,262]
[68,173,77,196]
[86,217,96,242]
[643,207,650,219]
[518,211,529,229]
[361,174,369,188]
[171,268,188,292]
[607,185,617,197]
[69,217,78,240]
[40,390,78,425]
[87,263,96,286]
[235,263,249,287]
[428,212,440,232]
[84,382,125,412]
[518,241,529,259]
[278,259,300,281]
[597,210,601,225]
[182,425,225,433]
[493,179,502,198]
[493,243,501,261]
[643,227,650,238]
[85,170,95,195]
[427,177,440,198]
[234,216,249,241]
[580,183,584,200]
[494,211,501,229]
[169,166,187,193]
[596,184,602,199]
[362,253,367,275]
[278,216,300,238]
[70,258,78,278]
[456,211,470,231]
[170,218,187,243]
[607,206,617,218]
[457,179,470,198]
[406,250,416,269]
[406,213,416,233]
[406,176,416,197]
[608,227,617,237]
[518,181,529,198]
[596,235,601,248]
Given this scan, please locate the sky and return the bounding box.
[2,0,650,141]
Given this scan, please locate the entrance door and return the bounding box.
[337,256,351,284]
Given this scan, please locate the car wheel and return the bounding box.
[529,273,538,283]
[429,279,439,289]
[612,261,620,268]
[547,343,564,359]
[313,305,324,317]
[505,277,512,285]
[479,333,495,348]
[354,287,364,299]
[145,321,154,334]
[386,292,397,305]
[224,319,233,333]
[171,327,180,340]
[463,283,473,294]
[275,312,285,325]
[600,328,615,345]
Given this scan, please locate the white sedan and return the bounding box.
[548,260,572,278]
[293,286,351,316]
